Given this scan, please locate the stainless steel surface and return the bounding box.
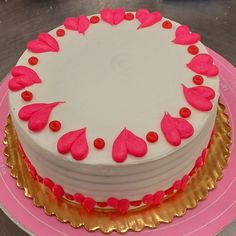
[0,0,235,235]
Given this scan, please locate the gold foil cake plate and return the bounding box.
[3,103,231,234]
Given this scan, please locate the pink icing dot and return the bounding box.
[74,193,85,204]
[107,197,119,208]
[52,185,64,198]
[43,178,55,190]
[118,199,130,214]
[142,194,154,205]
[82,197,96,212]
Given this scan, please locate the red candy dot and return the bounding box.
[188,45,199,55]
[49,120,61,132]
[162,20,172,29]
[56,29,65,37]
[90,16,100,24]
[28,56,38,65]
[179,107,191,118]
[125,12,134,21]
[192,75,204,85]
[21,90,33,101]
[94,138,105,149]
[146,131,158,143]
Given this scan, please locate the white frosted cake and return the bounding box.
[8,8,219,213]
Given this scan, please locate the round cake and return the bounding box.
[8,8,219,213]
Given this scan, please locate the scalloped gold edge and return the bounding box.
[3,102,231,234]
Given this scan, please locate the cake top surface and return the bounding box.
[8,9,219,165]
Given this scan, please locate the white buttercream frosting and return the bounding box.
[9,15,219,201]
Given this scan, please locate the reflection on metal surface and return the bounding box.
[3,102,231,233]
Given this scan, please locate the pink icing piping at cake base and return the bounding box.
[18,136,211,213]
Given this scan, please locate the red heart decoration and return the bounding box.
[64,15,90,34]
[27,32,59,53]
[100,7,125,25]
[173,25,200,45]
[112,128,147,163]
[57,128,89,160]
[182,84,216,111]
[161,112,194,146]
[187,53,219,77]
[8,66,41,91]
[136,8,162,29]
[18,102,61,132]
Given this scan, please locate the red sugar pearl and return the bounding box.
[65,193,74,200]
[28,56,38,66]
[56,29,65,37]
[94,138,105,149]
[179,107,191,118]
[90,16,100,24]
[97,202,108,207]
[21,90,33,101]
[162,20,172,29]
[188,45,199,55]
[49,120,61,132]
[125,12,134,21]
[192,75,204,85]
[146,131,158,143]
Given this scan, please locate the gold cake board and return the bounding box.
[3,103,231,234]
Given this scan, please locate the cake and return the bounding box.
[8,8,219,213]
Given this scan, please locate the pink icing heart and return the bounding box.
[173,25,200,45]
[187,53,219,77]
[27,32,59,53]
[112,128,147,163]
[64,15,90,34]
[100,8,125,25]
[18,102,61,131]
[136,8,162,29]
[161,113,194,146]
[8,66,41,91]
[57,128,89,160]
[182,84,215,111]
